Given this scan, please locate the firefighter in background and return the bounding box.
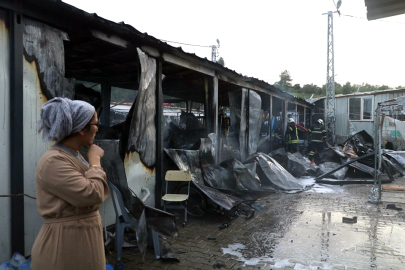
[286,118,299,153]
[308,119,327,162]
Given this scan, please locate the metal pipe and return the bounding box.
[378,112,384,201]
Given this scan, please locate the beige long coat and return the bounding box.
[31,145,109,270]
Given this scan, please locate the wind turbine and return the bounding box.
[335,0,342,15]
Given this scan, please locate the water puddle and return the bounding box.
[221,243,274,266]
[223,209,405,269]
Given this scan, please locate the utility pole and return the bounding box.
[325,11,336,143]
[323,0,341,144]
[211,39,220,62]
[211,45,217,62]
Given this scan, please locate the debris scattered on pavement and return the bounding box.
[386,204,403,211]
[382,184,405,191]
[342,216,358,224]
[212,261,226,269]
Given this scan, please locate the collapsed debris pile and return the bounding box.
[162,90,311,228]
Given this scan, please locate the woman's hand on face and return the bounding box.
[87,144,104,166]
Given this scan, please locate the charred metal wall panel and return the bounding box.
[0,9,11,263]
[124,48,156,207]
[22,18,74,255]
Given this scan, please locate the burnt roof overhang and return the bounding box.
[1,0,312,107]
[365,0,405,20]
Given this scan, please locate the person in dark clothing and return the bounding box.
[286,118,299,153]
[308,119,327,162]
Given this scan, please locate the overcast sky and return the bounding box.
[63,0,405,89]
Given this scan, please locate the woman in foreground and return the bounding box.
[31,97,109,270]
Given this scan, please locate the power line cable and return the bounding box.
[332,0,338,10]
[160,39,212,48]
[341,13,405,25]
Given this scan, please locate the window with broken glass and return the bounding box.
[349,96,373,121]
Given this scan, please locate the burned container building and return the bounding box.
[0,0,313,262]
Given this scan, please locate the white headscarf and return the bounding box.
[37,97,95,142]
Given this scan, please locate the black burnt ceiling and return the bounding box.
[64,33,140,90]
[162,62,206,104]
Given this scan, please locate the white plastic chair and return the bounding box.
[162,170,192,226]
[108,182,160,260]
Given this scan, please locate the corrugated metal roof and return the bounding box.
[316,88,405,100]
[365,0,405,20]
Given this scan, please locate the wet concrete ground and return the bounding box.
[106,177,405,269]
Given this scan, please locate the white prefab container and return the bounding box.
[320,89,405,144]
[0,9,11,264]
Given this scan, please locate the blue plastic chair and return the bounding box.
[108,182,160,261]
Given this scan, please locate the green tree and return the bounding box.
[217,57,225,66]
[302,84,322,96]
[292,84,301,91]
[342,82,355,94]
[275,70,293,91]
[377,85,390,90]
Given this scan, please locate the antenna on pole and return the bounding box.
[211,39,220,62]
[323,1,341,144]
